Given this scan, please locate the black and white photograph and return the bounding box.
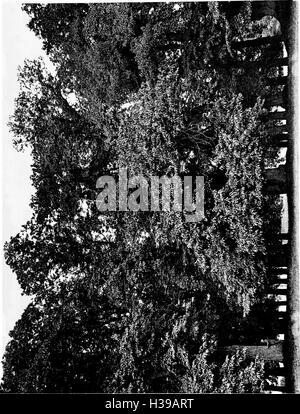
[0,0,299,401]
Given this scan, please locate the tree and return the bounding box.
[3,2,286,393]
[9,58,114,222]
[108,61,279,313]
[162,333,265,393]
[1,276,124,392]
[22,2,255,105]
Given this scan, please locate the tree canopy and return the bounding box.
[2,2,284,393]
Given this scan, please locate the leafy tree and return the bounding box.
[108,61,278,312]
[22,2,256,104]
[162,334,265,393]
[9,58,113,221]
[1,276,124,392]
[2,2,285,393]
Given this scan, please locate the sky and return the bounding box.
[0,1,52,380]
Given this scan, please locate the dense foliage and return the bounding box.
[2,2,284,393]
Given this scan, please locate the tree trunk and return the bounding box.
[267,242,289,254]
[219,342,283,361]
[268,287,288,295]
[265,384,286,392]
[268,253,288,267]
[269,278,288,286]
[267,267,288,275]
[266,232,289,241]
[267,76,288,87]
[275,300,287,306]
[277,311,288,318]
[265,94,285,108]
[265,166,287,194]
[227,57,288,70]
[231,35,282,50]
[268,124,288,136]
[266,366,286,376]
[267,111,287,120]
[270,135,288,147]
